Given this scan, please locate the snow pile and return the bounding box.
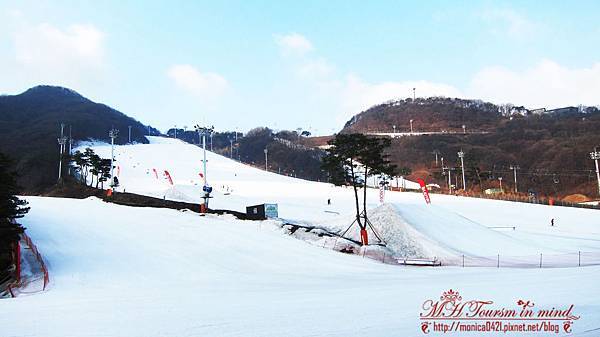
[368,204,456,259]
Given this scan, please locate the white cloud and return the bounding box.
[274,33,463,126]
[468,60,600,109]
[1,14,108,91]
[479,8,538,38]
[295,57,335,79]
[13,22,105,71]
[337,75,463,124]
[167,64,228,100]
[274,33,314,56]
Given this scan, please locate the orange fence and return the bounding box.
[21,233,49,291]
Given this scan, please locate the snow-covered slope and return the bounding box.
[2,137,600,335]
[79,137,600,260]
[1,196,599,336]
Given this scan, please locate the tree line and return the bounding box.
[70,148,113,189]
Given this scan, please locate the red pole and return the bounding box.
[360,228,369,245]
[16,240,21,284]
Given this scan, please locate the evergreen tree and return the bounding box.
[98,159,112,189]
[0,153,28,283]
[322,134,396,245]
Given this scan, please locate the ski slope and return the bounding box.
[1,196,599,336]
[2,137,600,336]
[81,137,600,260]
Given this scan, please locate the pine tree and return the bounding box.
[0,153,28,283]
[322,134,396,245]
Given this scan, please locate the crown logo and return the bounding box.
[440,289,462,303]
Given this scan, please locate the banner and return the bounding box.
[164,170,174,185]
[417,178,431,204]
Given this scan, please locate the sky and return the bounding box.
[1,0,600,135]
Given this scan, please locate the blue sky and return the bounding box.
[1,1,600,135]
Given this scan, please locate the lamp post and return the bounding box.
[392,125,396,134]
[128,125,132,143]
[590,149,600,196]
[409,119,414,133]
[498,177,503,192]
[108,128,119,187]
[264,148,268,171]
[194,125,214,186]
[433,150,440,167]
[510,165,520,193]
[458,150,466,190]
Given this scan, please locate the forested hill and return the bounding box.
[0,85,157,193]
[341,97,600,198]
[342,97,502,133]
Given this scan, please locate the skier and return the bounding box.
[327,198,331,205]
[551,218,555,227]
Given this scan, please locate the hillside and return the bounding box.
[170,127,327,181]
[0,86,157,193]
[341,98,600,198]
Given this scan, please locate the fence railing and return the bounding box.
[20,233,49,291]
[398,188,600,210]
[324,239,600,268]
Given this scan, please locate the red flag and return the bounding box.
[417,178,431,204]
[164,170,174,185]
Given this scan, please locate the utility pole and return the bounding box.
[210,132,213,152]
[109,128,119,187]
[128,126,132,143]
[68,125,72,155]
[441,157,444,169]
[264,148,268,171]
[510,165,520,193]
[229,138,233,158]
[433,150,439,166]
[458,150,466,190]
[412,87,416,101]
[68,125,72,175]
[448,168,454,193]
[174,125,177,139]
[57,123,67,182]
[590,149,600,197]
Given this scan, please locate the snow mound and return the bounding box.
[368,204,457,259]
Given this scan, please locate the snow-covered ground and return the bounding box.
[81,137,600,261]
[1,136,599,336]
